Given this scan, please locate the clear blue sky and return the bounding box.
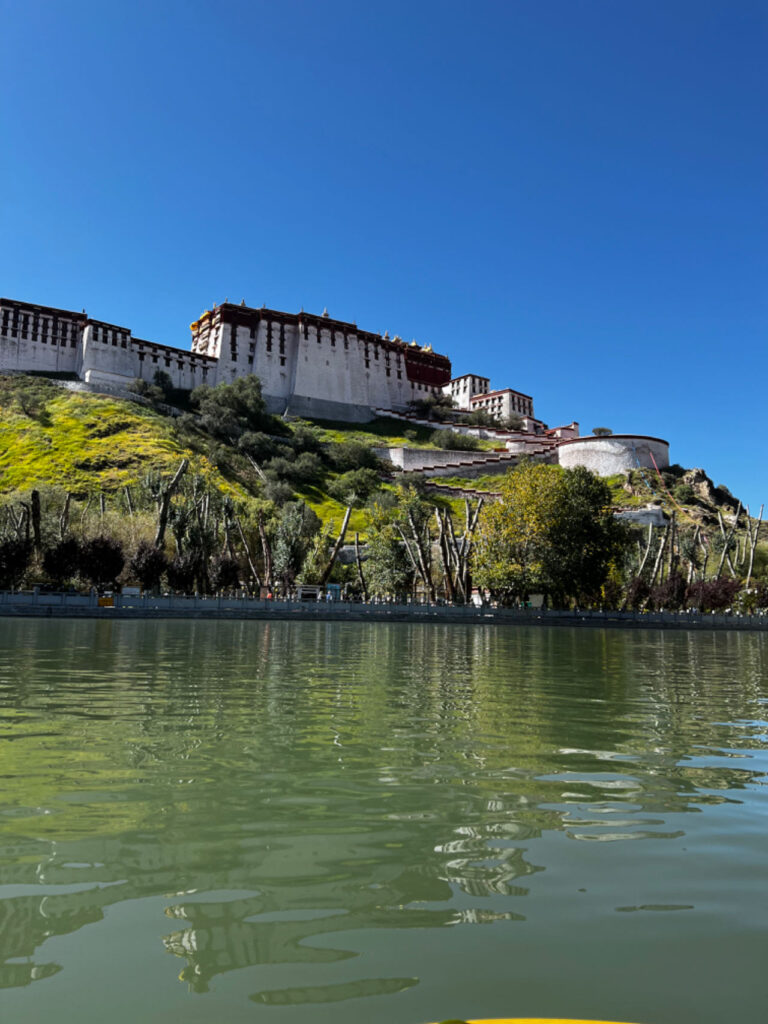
[3,1,766,507]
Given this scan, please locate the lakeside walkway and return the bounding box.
[2,590,768,632]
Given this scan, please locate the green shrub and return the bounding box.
[430,429,479,452]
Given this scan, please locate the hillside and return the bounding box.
[0,375,439,538]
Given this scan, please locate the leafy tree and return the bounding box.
[209,555,240,592]
[0,539,30,589]
[328,468,381,507]
[263,480,295,506]
[461,408,497,427]
[152,370,174,399]
[430,429,480,452]
[238,431,279,462]
[190,376,277,442]
[472,463,563,602]
[328,442,381,473]
[502,413,525,431]
[472,463,626,605]
[365,521,413,600]
[408,393,455,420]
[686,578,741,612]
[166,552,198,593]
[129,542,168,592]
[625,575,650,610]
[649,572,687,611]
[128,377,165,405]
[272,502,321,588]
[544,466,629,605]
[290,423,323,454]
[592,427,613,436]
[292,452,324,485]
[80,535,125,591]
[43,538,81,588]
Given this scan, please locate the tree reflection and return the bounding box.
[0,619,766,1001]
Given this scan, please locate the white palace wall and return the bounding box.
[557,435,670,476]
[1,297,453,423]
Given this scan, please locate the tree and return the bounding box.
[328,442,382,473]
[272,502,321,588]
[543,466,629,605]
[190,376,276,442]
[365,521,413,600]
[472,463,563,603]
[209,555,240,592]
[592,427,613,436]
[0,539,30,589]
[430,429,480,452]
[166,551,198,593]
[471,462,626,606]
[129,542,168,592]
[328,468,381,507]
[43,538,81,588]
[80,536,125,591]
[502,413,525,432]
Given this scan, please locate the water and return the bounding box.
[0,620,765,1024]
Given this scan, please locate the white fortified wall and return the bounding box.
[557,435,669,476]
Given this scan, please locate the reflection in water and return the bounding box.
[0,620,766,1018]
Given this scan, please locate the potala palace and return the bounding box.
[0,295,669,476]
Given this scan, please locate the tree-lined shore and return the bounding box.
[1,374,766,613]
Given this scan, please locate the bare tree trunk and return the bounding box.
[644,522,670,600]
[235,517,262,588]
[80,494,93,530]
[30,490,42,552]
[637,523,654,578]
[154,459,189,548]
[124,486,134,518]
[745,505,763,588]
[320,506,352,587]
[60,492,71,540]
[258,511,272,587]
[405,511,436,602]
[354,532,367,601]
[715,505,741,580]
[245,453,268,483]
[434,510,455,603]
[100,492,106,519]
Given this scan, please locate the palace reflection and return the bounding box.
[0,619,766,1001]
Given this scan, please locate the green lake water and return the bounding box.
[0,620,766,1024]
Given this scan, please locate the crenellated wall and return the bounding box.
[2,297,453,423]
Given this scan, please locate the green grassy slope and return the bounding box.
[0,377,238,496]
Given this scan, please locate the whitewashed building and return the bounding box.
[0,297,452,423]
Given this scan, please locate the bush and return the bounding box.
[238,432,279,462]
[190,376,280,442]
[328,468,381,507]
[43,538,81,587]
[263,480,294,506]
[290,424,323,454]
[129,542,168,592]
[209,555,240,592]
[430,429,479,452]
[329,442,381,472]
[166,552,198,593]
[0,539,30,589]
[80,535,125,591]
[686,578,742,612]
[292,452,324,485]
[673,483,696,505]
